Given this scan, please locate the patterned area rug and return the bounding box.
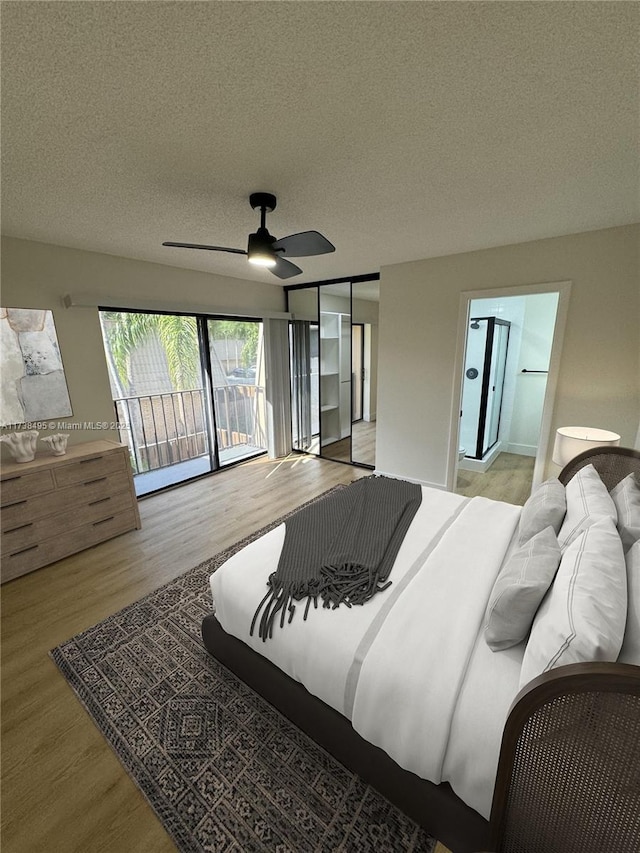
[51,488,437,853]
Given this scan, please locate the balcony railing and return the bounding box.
[114,385,266,476]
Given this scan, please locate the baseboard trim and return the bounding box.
[504,443,538,457]
[374,469,447,490]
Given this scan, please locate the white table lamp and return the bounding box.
[552,426,621,468]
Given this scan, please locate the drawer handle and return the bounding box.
[93,516,115,526]
[84,477,108,486]
[89,497,111,506]
[3,499,28,509]
[11,544,38,556]
[80,457,104,464]
[5,522,34,533]
[2,475,22,482]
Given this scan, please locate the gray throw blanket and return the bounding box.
[251,476,422,641]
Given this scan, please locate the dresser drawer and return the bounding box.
[67,508,139,551]
[2,489,136,553]
[1,471,134,530]
[1,468,55,505]
[1,541,48,581]
[1,508,139,583]
[53,450,127,487]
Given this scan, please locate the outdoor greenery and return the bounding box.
[100,311,200,396]
[99,312,261,399]
[208,319,259,369]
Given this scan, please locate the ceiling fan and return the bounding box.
[163,192,335,279]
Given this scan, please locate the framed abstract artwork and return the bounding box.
[0,307,73,427]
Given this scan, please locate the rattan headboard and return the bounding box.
[487,446,640,852]
[489,662,640,853]
[558,445,640,491]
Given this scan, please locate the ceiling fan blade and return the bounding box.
[270,256,303,279]
[272,230,335,258]
[162,241,246,255]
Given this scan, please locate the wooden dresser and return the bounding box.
[1,440,141,583]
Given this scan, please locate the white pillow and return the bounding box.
[557,464,617,551]
[485,526,561,651]
[611,473,640,552]
[618,540,640,666]
[519,516,626,688]
[517,478,566,546]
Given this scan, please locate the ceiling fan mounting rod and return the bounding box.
[249,192,277,231]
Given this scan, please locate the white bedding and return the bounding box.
[210,485,522,819]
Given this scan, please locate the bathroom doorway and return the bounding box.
[453,283,570,503]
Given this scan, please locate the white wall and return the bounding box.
[376,224,640,488]
[0,237,285,453]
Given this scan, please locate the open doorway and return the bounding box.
[452,283,570,504]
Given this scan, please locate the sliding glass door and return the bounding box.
[290,318,320,454]
[207,319,267,466]
[99,310,267,495]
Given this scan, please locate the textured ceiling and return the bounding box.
[2,1,639,285]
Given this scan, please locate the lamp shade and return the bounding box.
[247,230,277,268]
[552,426,621,467]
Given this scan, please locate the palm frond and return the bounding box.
[156,315,200,390]
[102,312,156,392]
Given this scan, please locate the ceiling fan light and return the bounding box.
[248,252,277,268]
[247,231,277,268]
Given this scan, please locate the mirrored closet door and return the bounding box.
[288,288,320,456]
[287,275,379,469]
[319,283,352,463]
[351,279,379,467]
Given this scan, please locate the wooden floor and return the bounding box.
[455,452,535,506]
[352,419,376,467]
[0,453,456,853]
[321,435,352,463]
[320,419,377,467]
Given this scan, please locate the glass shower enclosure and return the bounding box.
[459,316,510,460]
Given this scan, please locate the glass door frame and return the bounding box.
[198,317,220,472]
[475,317,510,459]
[351,322,365,423]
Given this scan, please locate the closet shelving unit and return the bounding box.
[319,311,350,447]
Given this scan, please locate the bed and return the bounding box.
[202,447,640,853]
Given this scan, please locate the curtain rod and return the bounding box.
[62,293,291,320]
